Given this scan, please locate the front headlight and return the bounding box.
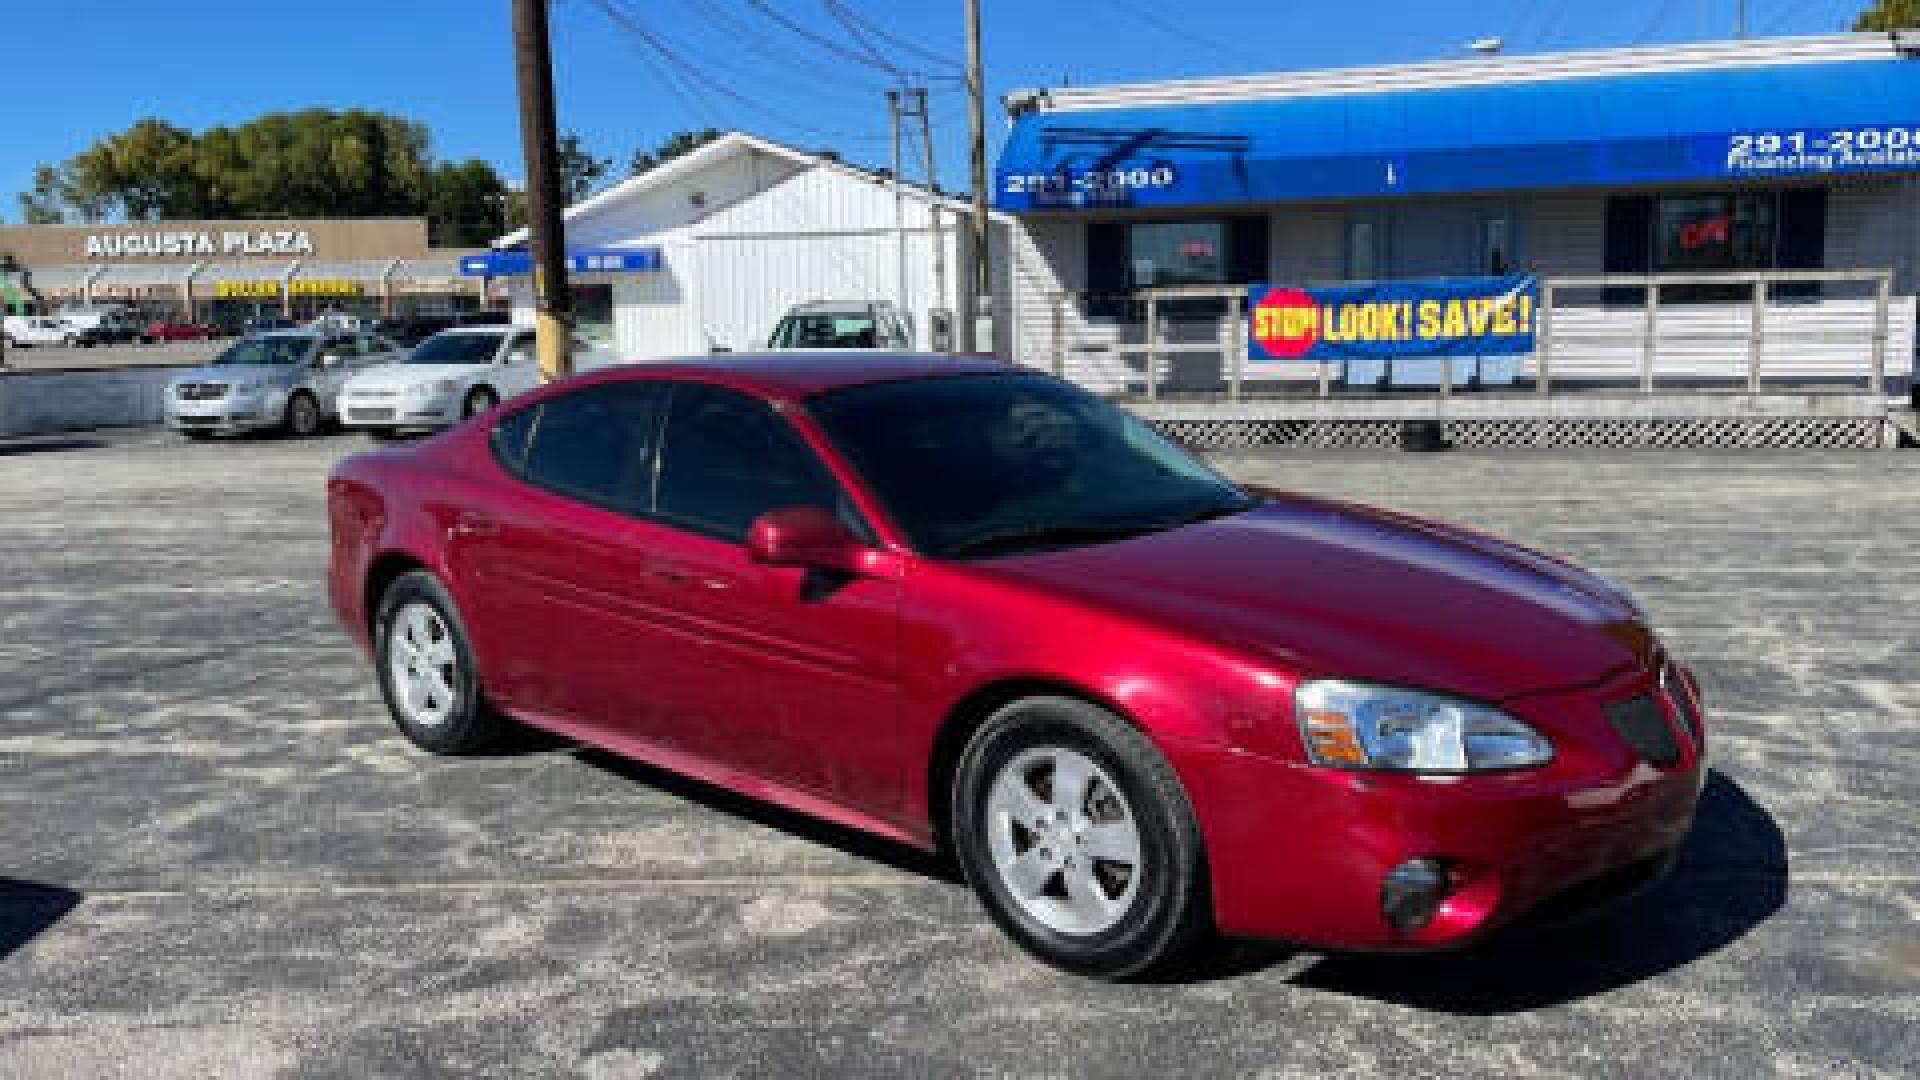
[1296,680,1552,772]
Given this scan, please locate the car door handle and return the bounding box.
[650,561,733,591]
[451,512,498,538]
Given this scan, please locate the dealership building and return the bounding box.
[993,33,1920,408]
[0,217,498,323]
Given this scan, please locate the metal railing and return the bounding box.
[1043,269,1908,401]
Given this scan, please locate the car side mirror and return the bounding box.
[747,507,894,577]
[317,353,345,369]
[508,350,532,365]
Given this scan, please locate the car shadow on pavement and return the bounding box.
[0,437,106,457]
[573,748,961,883]
[1285,770,1787,1013]
[0,879,83,963]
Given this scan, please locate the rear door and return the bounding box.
[453,381,685,740]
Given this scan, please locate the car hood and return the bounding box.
[344,364,485,392]
[974,494,1654,702]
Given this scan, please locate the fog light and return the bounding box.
[1381,858,1449,932]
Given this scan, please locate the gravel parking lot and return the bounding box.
[2,430,1917,1077]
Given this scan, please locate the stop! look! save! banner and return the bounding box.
[1248,275,1538,363]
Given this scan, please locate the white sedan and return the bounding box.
[338,326,541,437]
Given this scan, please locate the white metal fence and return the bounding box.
[1038,270,1916,399]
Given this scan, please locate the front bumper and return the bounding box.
[340,396,453,429]
[1168,666,1707,951]
[165,392,284,433]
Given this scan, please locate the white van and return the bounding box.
[2,314,79,348]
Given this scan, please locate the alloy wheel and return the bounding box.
[984,746,1144,936]
[388,602,459,729]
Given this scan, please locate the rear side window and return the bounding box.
[491,382,667,513]
[655,384,843,542]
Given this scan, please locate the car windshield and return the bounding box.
[213,336,311,366]
[770,313,879,349]
[407,333,501,365]
[808,373,1256,558]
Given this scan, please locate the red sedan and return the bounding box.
[327,356,1706,977]
[141,319,212,343]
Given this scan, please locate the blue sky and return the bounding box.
[1,0,1871,219]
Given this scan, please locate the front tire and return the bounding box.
[283,392,321,438]
[374,571,510,754]
[462,386,498,419]
[952,696,1211,979]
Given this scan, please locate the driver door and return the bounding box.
[645,383,907,815]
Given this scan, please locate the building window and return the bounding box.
[1124,221,1227,288]
[574,283,615,348]
[1345,215,1383,281]
[1654,193,1777,273]
[1481,213,1513,275]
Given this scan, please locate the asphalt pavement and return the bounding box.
[1,430,1916,1077]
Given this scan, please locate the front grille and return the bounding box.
[176,382,229,401]
[349,408,396,423]
[350,389,400,400]
[176,415,217,427]
[1605,694,1681,768]
[1660,666,1702,744]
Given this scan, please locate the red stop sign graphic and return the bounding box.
[1251,288,1319,358]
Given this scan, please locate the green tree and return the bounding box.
[629,128,724,177]
[428,159,512,246]
[17,165,75,224]
[557,132,611,204]
[1855,0,1920,28]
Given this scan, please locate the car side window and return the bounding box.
[499,382,668,513]
[654,383,846,543]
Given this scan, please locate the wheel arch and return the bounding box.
[924,676,1145,858]
[362,550,431,640]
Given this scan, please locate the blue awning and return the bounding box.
[459,247,662,276]
[995,58,1920,211]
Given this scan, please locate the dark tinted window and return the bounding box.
[655,384,842,542]
[501,382,667,512]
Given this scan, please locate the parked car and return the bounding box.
[1,314,79,348]
[141,319,213,343]
[56,306,144,346]
[766,301,912,350]
[241,315,299,336]
[327,356,1706,978]
[164,329,401,438]
[338,326,540,437]
[371,313,457,348]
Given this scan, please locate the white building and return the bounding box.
[487,132,1010,358]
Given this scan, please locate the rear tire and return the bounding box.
[952,696,1211,979]
[373,571,511,754]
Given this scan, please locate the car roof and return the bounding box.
[434,325,519,336]
[587,353,1017,400]
[258,329,321,339]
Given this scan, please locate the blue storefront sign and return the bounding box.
[458,247,663,276]
[996,58,1920,210]
[1248,275,1537,364]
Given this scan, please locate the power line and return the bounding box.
[590,0,891,144]
[822,0,965,72]
[675,0,893,92]
[1096,0,1271,69]
[742,0,947,81]
[822,0,911,82]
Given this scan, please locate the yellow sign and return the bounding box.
[214,279,365,299]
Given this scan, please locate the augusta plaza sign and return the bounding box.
[1249,275,1539,362]
[82,228,318,258]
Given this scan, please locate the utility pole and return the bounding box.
[915,87,951,351]
[888,89,910,347]
[512,0,573,381]
[962,0,990,355]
